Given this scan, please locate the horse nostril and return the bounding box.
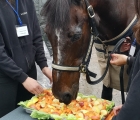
[62,93,72,105]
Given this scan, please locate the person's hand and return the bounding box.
[22,77,43,95]
[120,37,131,52]
[110,54,128,66]
[42,67,52,83]
[113,105,123,115]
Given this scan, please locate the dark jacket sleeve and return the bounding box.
[32,1,48,70]
[128,56,135,68]
[0,33,28,82]
[112,52,140,120]
[127,56,135,76]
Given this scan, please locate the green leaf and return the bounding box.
[18,101,29,108]
[106,101,115,112]
[31,110,51,120]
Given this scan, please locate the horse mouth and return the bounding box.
[55,89,77,105]
[52,82,79,104]
[59,89,78,105]
[59,93,72,105]
[52,89,73,105]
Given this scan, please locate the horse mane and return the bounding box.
[41,0,73,31]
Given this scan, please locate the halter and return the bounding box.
[52,0,137,85]
[52,0,98,75]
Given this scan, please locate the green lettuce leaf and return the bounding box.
[78,93,96,98]
[31,111,84,120]
[18,100,29,108]
[18,96,39,108]
[31,110,51,120]
[106,101,115,111]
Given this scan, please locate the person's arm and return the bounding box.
[113,105,123,115]
[112,69,140,119]
[110,54,128,66]
[32,2,52,82]
[0,33,28,82]
[0,33,43,94]
[110,54,135,67]
[42,67,52,82]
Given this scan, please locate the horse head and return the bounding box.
[41,0,136,104]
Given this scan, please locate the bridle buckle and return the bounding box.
[87,5,95,18]
[79,64,87,73]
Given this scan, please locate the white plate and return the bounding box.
[23,108,33,114]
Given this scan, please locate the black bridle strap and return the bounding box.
[86,38,126,85]
[78,0,100,78]
[84,0,99,36]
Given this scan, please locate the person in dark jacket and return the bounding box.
[0,0,52,117]
[110,0,140,119]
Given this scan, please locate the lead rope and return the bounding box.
[120,66,125,104]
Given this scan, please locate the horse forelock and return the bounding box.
[41,0,75,31]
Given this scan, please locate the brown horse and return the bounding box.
[41,0,136,104]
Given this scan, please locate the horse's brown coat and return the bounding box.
[41,0,136,104]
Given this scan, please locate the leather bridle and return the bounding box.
[52,0,137,85]
[52,0,98,81]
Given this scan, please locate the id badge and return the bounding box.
[16,24,29,37]
[129,45,136,56]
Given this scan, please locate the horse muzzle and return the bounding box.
[59,92,73,105]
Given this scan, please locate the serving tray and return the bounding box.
[19,89,115,120]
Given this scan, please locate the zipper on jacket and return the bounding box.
[25,56,30,69]
[19,38,31,69]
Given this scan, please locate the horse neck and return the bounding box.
[89,0,136,39]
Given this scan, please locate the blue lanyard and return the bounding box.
[6,0,23,26]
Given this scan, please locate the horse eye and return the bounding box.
[71,34,81,42]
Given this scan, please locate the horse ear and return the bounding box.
[73,0,82,5]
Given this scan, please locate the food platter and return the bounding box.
[18,89,115,120]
